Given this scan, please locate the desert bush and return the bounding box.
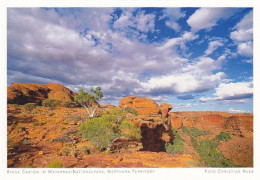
[80,116,118,151]
[165,128,184,154]
[24,103,37,112]
[214,131,232,141]
[124,107,138,115]
[189,127,210,138]
[46,160,63,168]
[42,99,60,110]
[80,108,141,151]
[181,126,209,138]
[62,101,77,108]
[181,126,190,135]
[33,121,44,126]
[192,138,237,167]
[119,121,141,140]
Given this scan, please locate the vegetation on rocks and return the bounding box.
[24,103,37,112]
[42,99,61,110]
[80,107,141,151]
[165,128,184,154]
[215,131,232,141]
[191,131,238,167]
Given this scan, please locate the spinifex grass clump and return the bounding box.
[24,103,37,113]
[42,99,60,110]
[80,107,141,151]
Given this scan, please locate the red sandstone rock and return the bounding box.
[7,83,49,105]
[46,83,76,102]
[119,96,160,116]
[7,83,77,105]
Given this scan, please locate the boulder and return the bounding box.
[119,96,136,108]
[7,83,49,105]
[46,83,76,102]
[160,103,173,118]
[7,83,77,105]
[119,96,160,116]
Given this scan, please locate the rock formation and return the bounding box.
[8,83,76,105]
[7,83,49,105]
[46,83,76,102]
[119,96,160,116]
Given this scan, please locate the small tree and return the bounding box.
[42,99,60,110]
[24,103,37,113]
[74,87,103,118]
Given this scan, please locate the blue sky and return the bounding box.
[7,8,253,113]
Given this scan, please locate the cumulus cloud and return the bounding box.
[230,10,253,57]
[205,40,223,55]
[138,56,227,94]
[200,81,253,102]
[113,9,155,34]
[7,8,249,107]
[187,8,241,32]
[161,8,186,32]
[237,41,253,57]
[230,11,253,41]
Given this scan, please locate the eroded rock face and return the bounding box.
[46,83,76,102]
[160,103,173,118]
[8,83,50,105]
[119,96,160,116]
[131,117,174,152]
[8,83,76,105]
[169,112,253,137]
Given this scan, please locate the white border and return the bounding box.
[0,1,259,180]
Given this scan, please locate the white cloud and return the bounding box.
[238,41,253,56]
[230,10,253,57]
[230,11,253,41]
[182,31,199,41]
[228,108,245,113]
[187,8,240,32]
[165,21,181,32]
[113,9,155,33]
[138,56,227,94]
[162,8,186,32]
[205,40,223,55]
[200,81,253,102]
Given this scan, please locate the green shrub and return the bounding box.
[119,121,141,140]
[80,116,118,151]
[33,121,44,126]
[80,108,141,151]
[181,126,190,135]
[46,160,63,168]
[62,101,77,108]
[24,103,37,112]
[214,132,232,142]
[42,99,60,110]
[165,128,184,154]
[189,127,209,138]
[192,138,237,167]
[124,107,138,115]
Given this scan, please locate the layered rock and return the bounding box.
[169,112,253,137]
[8,83,50,105]
[160,103,173,118]
[8,83,76,105]
[46,83,76,102]
[119,96,160,116]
